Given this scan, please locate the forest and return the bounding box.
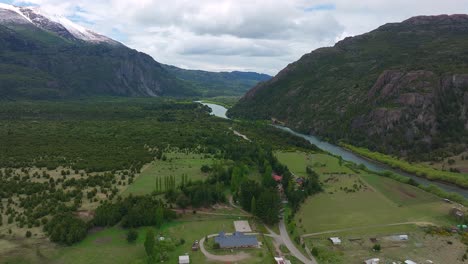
[0,98,320,248]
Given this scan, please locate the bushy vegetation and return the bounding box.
[44,213,88,245]
[229,17,468,161]
[342,143,468,187]
[93,195,176,228]
[0,98,320,245]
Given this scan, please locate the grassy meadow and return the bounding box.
[275,151,457,234]
[123,152,215,196]
[2,213,272,264]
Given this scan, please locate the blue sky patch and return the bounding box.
[304,3,336,12]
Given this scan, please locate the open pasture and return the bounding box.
[276,151,456,235]
[123,152,215,196]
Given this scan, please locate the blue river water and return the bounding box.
[199,101,468,198]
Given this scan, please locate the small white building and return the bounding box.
[179,255,190,264]
[329,237,342,245]
[404,260,417,264]
[274,257,291,264]
[364,258,380,264]
[399,234,409,241]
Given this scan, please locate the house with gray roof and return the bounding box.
[214,231,258,249]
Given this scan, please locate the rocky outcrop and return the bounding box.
[230,14,468,160]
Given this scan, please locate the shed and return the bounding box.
[364,258,380,264]
[399,235,408,241]
[179,255,190,264]
[329,237,341,245]
[404,260,417,264]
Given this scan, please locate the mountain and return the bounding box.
[163,65,271,97]
[0,4,271,100]
[0,3,196,99]
[229,15,468,161]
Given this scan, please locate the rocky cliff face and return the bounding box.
[351,71,468,155]
[230,15,468,160]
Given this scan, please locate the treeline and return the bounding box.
[0,99,231,172]
[341,143,468,188]
[93,195,176,228]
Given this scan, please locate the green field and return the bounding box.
[276,152,456,234]
[3,213,272,264]
[123,152,215,196]
[52,215,238,264]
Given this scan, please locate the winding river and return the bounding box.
[199,102,468,198]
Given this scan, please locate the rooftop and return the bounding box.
[215,231,258,248]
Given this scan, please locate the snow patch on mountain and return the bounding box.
[0,3,119,45]
[0,3,33,24]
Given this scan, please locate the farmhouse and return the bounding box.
[329,237,341,245]
[215,231,258,249]
[272,174,283,182]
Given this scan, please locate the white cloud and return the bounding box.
[12,0,468,75]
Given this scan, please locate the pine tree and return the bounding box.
[155,206,164,228]
[250,196,256,216]
[144,229,155,258]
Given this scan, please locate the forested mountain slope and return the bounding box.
[229,15,468,161]
[163,65,271,97]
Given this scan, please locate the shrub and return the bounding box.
[126,229,138,243]
[372,244,381,251]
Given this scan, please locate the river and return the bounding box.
[199,101,468,198]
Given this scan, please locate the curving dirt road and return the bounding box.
[279,218,316,264]
[199,234,251,262]
[301,221,435,238]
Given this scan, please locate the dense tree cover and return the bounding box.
[163,65,271,97]
[0,98,322,243]
[229,16,468,161]
[285,166,322,213]
[93,195,176,228]
[44,213,88,245]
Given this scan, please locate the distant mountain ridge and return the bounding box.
[0,3,269,99]
[229,14,468,161]
[163,64,271,97]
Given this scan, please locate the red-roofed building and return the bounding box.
[272,174,283,182]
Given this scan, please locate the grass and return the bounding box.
[275,151,352,177]
[304,226,466,264]
[1,211,274,264]
[276,151,456,235]
[341,143,468,187]
[200,96,240,108]
[2,213,248,264]
[123,152,215,196]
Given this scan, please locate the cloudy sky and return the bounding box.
[2,0,468,74]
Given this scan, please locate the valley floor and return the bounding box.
[276,151,467,263]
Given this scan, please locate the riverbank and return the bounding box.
[341,143,468,188]
[199,101,468,200]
